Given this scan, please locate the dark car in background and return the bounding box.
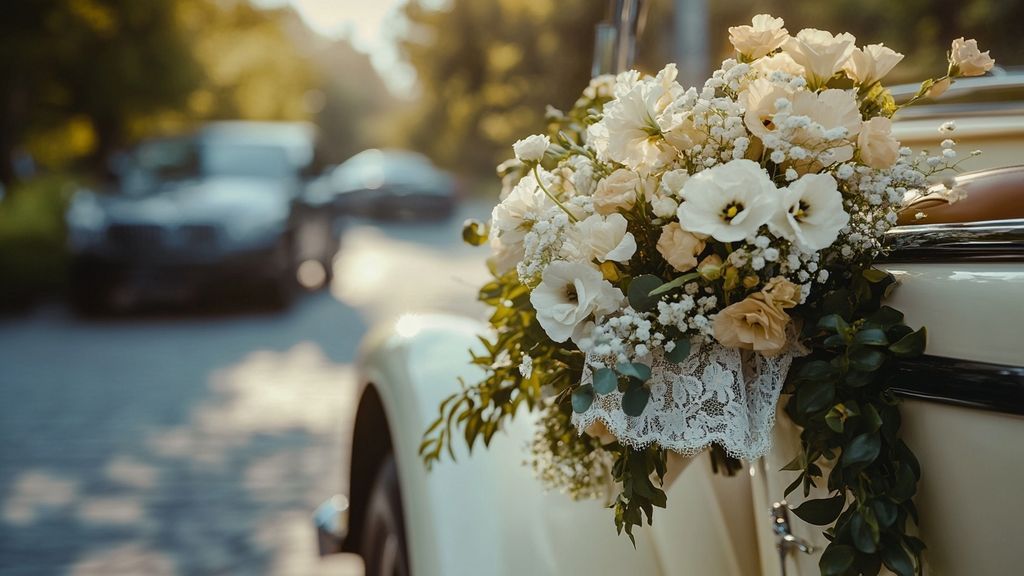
[66,122,337,313]
[307,149,458,221]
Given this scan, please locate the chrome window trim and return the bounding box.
[881,218,1024,262]
[888,355,1024,416]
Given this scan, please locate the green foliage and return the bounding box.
[785,266,926,576]
[0,175,75,306]
[611,444,668,546]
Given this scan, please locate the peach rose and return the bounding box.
[594,168,645,215]
[857,116,900,169]
[950,38,995,77]
[657,222,706,272]
[713,292,792,354]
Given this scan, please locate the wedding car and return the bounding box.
[315,17,1024,576]
[317,177,1024,576]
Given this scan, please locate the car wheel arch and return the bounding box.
[345,383,396,554]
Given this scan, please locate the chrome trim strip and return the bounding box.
[882,219,1024,262]
[888,355,1024,416]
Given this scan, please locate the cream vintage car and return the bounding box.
[314,71,1024,576]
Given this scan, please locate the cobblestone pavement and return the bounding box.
[0,205,490,575]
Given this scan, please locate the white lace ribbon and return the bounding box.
[572,341,796,461]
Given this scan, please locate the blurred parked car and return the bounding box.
[307,149,458,221]
[66,122,336,313]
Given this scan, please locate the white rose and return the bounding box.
[950,37,995,77]
[513,134,550,162]
[677,159,780,242]
[857,116,900,169]
[573,213,637,263]
[769,173,850,251]
[530,261,624,343]
[728,14,789,60]
[593,168,649,215]
[650,194,679,219]
[844,44,903,86]
[657,222,706,272]
[782,28,856,87]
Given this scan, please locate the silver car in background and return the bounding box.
[66,122,336,313]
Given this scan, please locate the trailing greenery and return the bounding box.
[784,267,925,576]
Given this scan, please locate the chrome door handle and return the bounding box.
[771,501,815,576]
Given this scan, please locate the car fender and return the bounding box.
[353,313,666,576]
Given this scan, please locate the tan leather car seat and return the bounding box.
[898,165,1024,225]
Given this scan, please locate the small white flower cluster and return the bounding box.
[656,293,718,340]
[577,307,667,366]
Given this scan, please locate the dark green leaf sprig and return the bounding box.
[784,267,927,576]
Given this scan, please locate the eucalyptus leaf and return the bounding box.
[871,499,898,528]
[797,377,835,413]
[571,384,594,414]
[818,314,849,333]
[622,385,651,417]
[866,305,904,328]
[842,433,881,467]
[850,511,878,554]
[854,328,889,346]
[819,544,855,576]
[593,368,618,395]
[627,275,664,311]
[882,544,915,576]
[850,347,885,372]
[665,339,691,363]
[617,363,652,382]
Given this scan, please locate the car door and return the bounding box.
[751,214,1024,575]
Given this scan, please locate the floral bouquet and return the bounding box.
[422,14,993,575]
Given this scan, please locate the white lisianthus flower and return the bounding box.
[588,64,683,172]
[769,173,850,250]
[530,261,624,343]
[677,159,780,242]
[844,44,904,87]
[782,29,856,87]
[949,37,995,77]
[728,14,789,60]
[573,213,637,263]
[857,116,900,169]
[752,52,805,76]
[491,173,553,248]
[513,134,550,163]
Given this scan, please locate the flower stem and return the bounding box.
[533,165,579,223]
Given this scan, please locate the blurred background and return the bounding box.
[1,0,1022,574]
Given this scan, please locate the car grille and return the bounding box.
[106,224,219,255]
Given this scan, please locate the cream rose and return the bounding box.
[513,134,550,162]
[752,52,805,76]
[656,223,706,272]
[728,14,789,60]
[594,168,648,215]
[926,77,951,99]
[844,44,903,87]
[782,28,856,87]
[713,293,790,355]
[857,116,900,169]
[950,37,995,77]
[530,261,624,343]
[574,213,637,263]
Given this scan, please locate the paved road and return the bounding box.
[0,204,490,575]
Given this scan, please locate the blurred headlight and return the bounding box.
[66,192,106,249]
